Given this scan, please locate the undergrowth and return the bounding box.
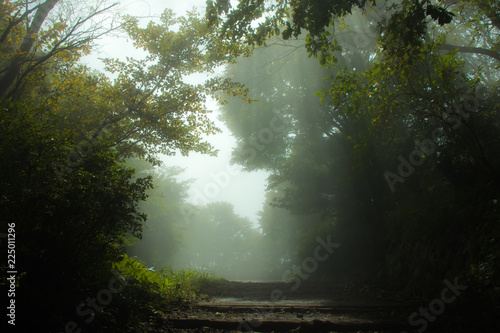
[113,254,213,303]
[88,254,217,332]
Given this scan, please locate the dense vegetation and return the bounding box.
[211,0,500,327]
[0,0,248,331]
[1,0,499,331]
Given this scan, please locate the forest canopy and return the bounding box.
[1,0,499,331]
[0,0,251,330]
[212,0,500,321]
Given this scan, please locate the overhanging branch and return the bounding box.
[439,44,500,62]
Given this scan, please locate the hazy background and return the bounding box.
[81,0,268,226]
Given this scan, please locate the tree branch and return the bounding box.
[439,44,500,62]
[477,0,500,31]
[1,1,121,100]
[0,5,39,44]
[0,0,59,98]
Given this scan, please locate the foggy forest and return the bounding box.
[1,0,499,332]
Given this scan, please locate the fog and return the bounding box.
[82,0,500,285]
[82,0,268,228]
[81,0,274,279]
[5,1,500,330]
[87,0,384,281]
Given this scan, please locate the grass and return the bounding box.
[112,254,217,303]
[93,254,221,332]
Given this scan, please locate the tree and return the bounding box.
[0,0,120,99]
[169,202,263,280]
[206,0,457,63]
[0,107,153,329]
[0,3,257,330]
[217,0,500,302]
[46,8,253,178]
[126,162,191,268]
[379,0,499,64]
[218,17,385,275]
[220,35,333,171]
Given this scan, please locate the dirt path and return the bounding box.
[160,279,467,332]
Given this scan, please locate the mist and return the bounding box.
[127,1,500,289]
[126,6,386,281]
[5,0,499,330]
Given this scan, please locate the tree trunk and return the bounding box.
[0,0,59,99]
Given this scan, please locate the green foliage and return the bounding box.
[207,0,457,65]
[207,0,374,44]
[220,35,332,171]
[67,255,215,332]
[0,105,154,330]
[113,254,210,303]
[0,2,259,331]
[219,0,500,308]
[1,0,499,330]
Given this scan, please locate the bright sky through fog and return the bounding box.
[80,0,268,227]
